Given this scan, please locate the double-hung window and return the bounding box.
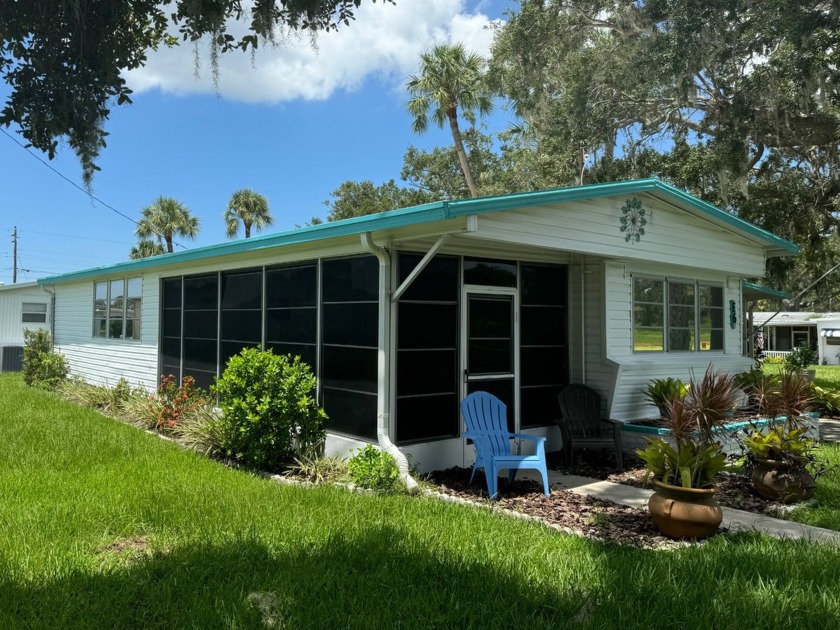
[633,277,723,352]
[94,278,142,340]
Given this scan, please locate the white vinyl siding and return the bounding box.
[473,194,767,276]
[0,284,51,345]
[54,279,159,389]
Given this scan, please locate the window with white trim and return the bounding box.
[93,277,142,340]
[633,277,724,352]
[22,302,48,323]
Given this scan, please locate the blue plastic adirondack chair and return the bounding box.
[460,391,550,499]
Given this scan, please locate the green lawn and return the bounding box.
[762,362,840,389]
[3,374,840,628]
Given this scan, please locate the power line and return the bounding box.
[21,229,134,246]
[1,128,188,250]
[0,127,138,224]
[0,132,187,249]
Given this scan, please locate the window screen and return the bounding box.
[320,256,379,440]
[220,269,262,368]
[520,263,569,428]
[395,253,459,444]
[266,263,318,370]
[182,274,219,390]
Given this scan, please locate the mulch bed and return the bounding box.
[425,450,792,550]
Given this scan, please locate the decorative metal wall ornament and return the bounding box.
[620,197,647,243]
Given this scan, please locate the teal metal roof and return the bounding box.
[38,178,799,285]
[742,281,791,300]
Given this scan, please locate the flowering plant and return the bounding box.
[149,374,203,432]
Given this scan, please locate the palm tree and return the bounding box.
[224,189,273,239]
[135,197,199,253]
[129,238,165,259]
[406,43,493,198]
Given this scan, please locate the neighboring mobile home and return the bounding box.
[752,311,829,357]
[0,282,52,371]
[38,179,797,471]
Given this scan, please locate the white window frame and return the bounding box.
[632,276,725,353]
[21,302,48,324]
[93,277,142,340]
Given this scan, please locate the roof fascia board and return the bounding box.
[39,202,451,285]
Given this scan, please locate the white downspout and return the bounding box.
[580,256,586,385]
[360,232,419,493]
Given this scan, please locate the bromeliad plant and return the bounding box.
[637,367,738,489]
[742,369,819,471]
[740,369,825,501]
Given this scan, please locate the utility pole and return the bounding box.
[12,226,17,284]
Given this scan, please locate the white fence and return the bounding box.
[762,350,791,359]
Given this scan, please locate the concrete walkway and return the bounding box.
[544,471,840,544]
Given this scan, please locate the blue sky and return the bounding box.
[0,0,514,285]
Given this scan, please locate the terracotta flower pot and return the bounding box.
[648,479,722,540]
[751,457,815,503]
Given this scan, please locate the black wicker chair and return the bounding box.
[556,384,623,470]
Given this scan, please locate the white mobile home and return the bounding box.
[752,311,828,357]
[0,282,52,371]
[39,179,796,471]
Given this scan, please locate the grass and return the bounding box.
[4,374,840,628]
[762,362,840,389]
[786,444,840,530]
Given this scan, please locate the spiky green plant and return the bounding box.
[682,366,739,445]
[642,377,688,417]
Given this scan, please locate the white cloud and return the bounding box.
[125,0,499,103]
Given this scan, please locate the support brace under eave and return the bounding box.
[360,232,419,493]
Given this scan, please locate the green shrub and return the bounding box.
[347,445,402,492]
[212,349,326,471]
[764,355,785,365]
[22,329,68,389]
[785,345,817,371]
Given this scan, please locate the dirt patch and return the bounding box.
[95,535,158,566]
[97,535,150,554]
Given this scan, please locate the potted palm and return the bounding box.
[637,367,738,539]
[742,370,818,502]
